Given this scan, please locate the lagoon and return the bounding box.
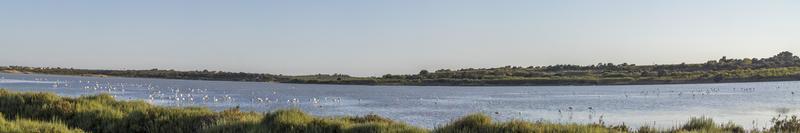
[1,73,799,129]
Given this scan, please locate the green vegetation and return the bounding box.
[3,89,800,132]
[676,117,744,132]
[433,113,626,133]
[3,51,800,86]
[205,109,426,133]
[0,89,422,133]
[0,112,85,133]
[289,51,800,86]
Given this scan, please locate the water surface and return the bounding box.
[1,73,799,129]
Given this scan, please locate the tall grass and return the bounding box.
[676,116,745,132]
[205,109,426,133]
[433,113,624,133]
[3,89,800,133]
[0,112,85,133]
[0,89,423,133]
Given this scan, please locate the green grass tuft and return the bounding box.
[0,112,85,133]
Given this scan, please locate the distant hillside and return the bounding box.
[286,51,800,86]
[4,51,800,86]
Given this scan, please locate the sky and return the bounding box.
[1,0,799,76]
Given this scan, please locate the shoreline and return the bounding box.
[4,52,800,87]
[4,71,800,87]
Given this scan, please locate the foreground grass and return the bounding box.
[2,89,800,133]
[0,89,424,133]
[0,112,85,133]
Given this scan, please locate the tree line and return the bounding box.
[3,51,800,86]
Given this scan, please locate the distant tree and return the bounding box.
[657,70,669,77]
[743,58,753,65]
[719,56,728,63]
[419,70,429,75]
[777,51,794,58]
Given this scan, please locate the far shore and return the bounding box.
[1,71,109,78]
[3,51,800,86]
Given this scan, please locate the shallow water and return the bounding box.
[1,73,799,129]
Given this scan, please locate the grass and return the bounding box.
[205,109,426,133]
[0,112,85,133]
[675,117,746,132]
[0,89,424,133]
[433,113,625,133]
[2,89,800,133]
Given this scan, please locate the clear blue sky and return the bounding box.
[1,0,799,76]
